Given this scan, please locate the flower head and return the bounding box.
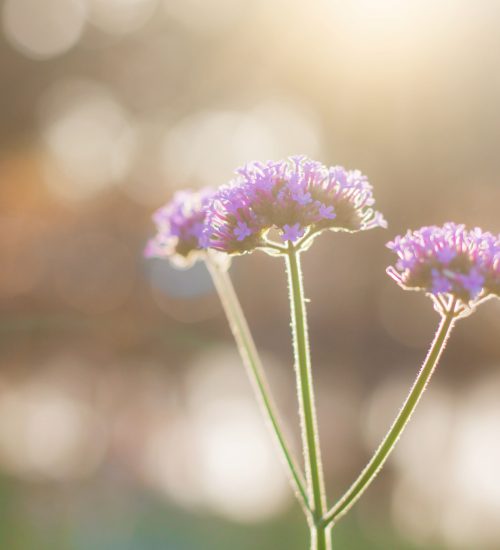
[204,156,387,254]
[145,188,213,266]
[387,223,500,312]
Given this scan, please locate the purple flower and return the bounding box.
[387,223,500,303]
[318,203,336,220]
[281,223,306,243]
[234,221,252,241]
[146,188,213,266]
[458,268,485,299]
[204,156,386,254]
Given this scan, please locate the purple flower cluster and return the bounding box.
[387,223,500,302]
[145,188,213,266]
[204,156,386,254]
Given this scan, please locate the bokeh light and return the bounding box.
[161,99,321,187]
[142,348,291,522]
[186,348,290,522]
[2,0,86,59]
[384,375,500,549]
[87,0,158,36]
[120,120,172,206]
[40,80,137,203]
[192,397,290,522]
[163,0,248,34]
[0,379,107,480]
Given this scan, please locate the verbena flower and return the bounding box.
[204,156,387,254]
[145,188,213,266]
[387,223,500,305]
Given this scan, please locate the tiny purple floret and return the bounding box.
[234,221,252,241]
[281,223,306,243]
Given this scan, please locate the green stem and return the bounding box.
[311,525,331,550]
[205,255,311,515]
[285,244,330,550]
[323,300,458,527]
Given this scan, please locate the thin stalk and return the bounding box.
[323,299,458,527]
[285,243,330,550]
[205,255,311,515]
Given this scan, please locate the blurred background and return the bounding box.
[1,0,500,548]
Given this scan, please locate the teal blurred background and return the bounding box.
[1,0,500,548]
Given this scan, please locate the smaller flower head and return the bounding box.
[145,188,213,267]
[204,156,387,255]
[387,223,500,315]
